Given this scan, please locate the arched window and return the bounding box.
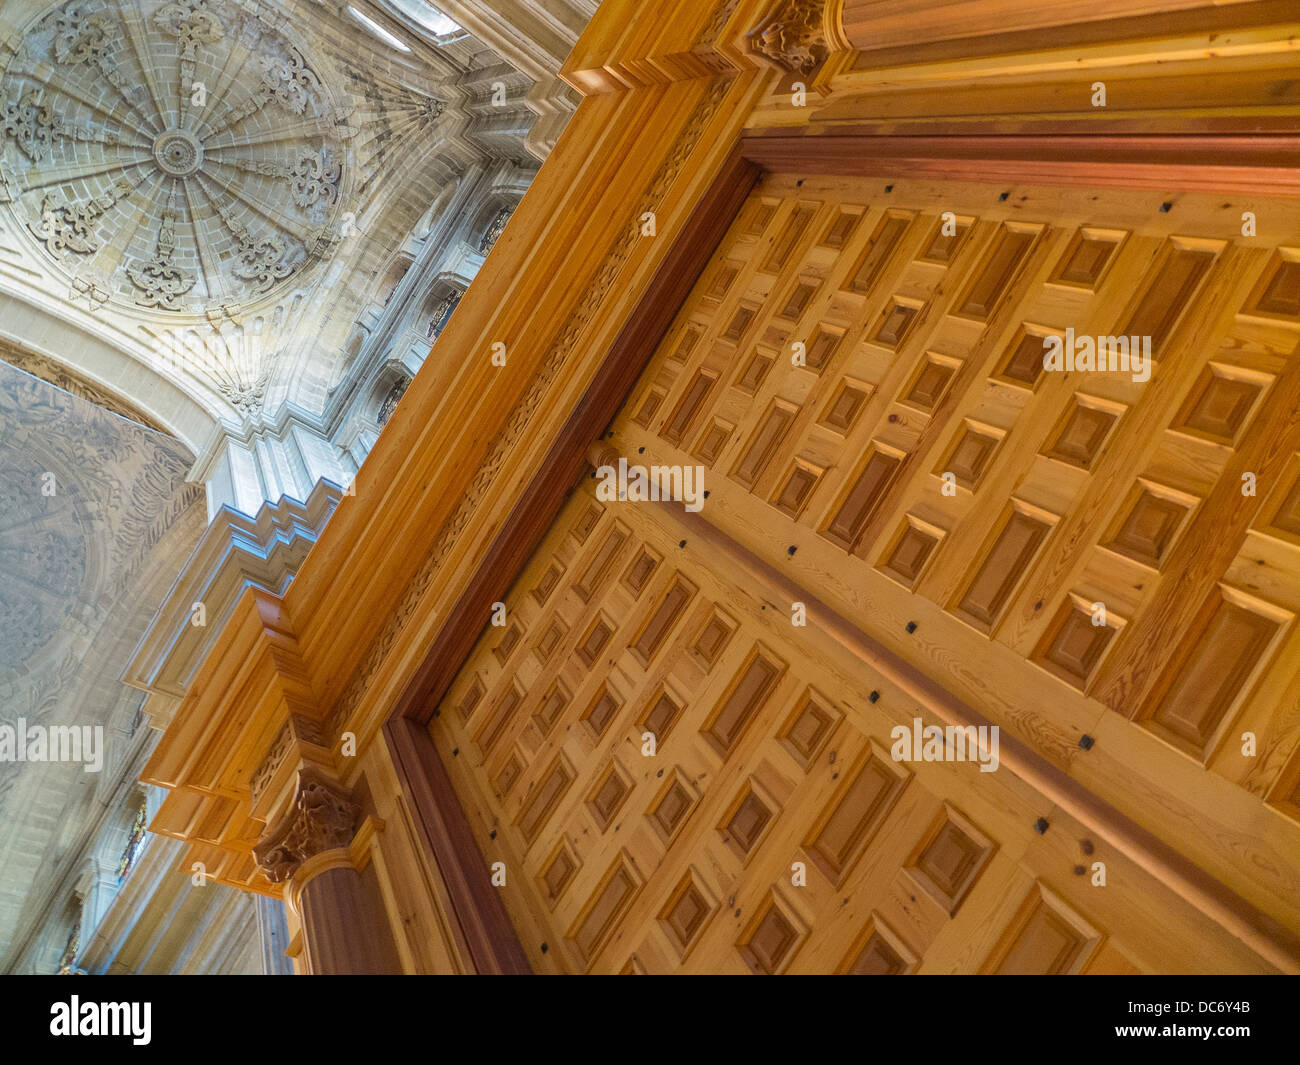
[117,796,148,883]
[377,377,410,427]
[478,206,513,255]
[56,919,80,975]
[427,290,461,339]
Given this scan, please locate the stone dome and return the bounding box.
[1,0,348,317]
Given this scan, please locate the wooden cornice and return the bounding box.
[740,131,1300,197]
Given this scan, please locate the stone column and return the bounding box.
[253,770,402,975]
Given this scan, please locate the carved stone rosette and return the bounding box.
[253,770,360,884]
[747,0,830,76]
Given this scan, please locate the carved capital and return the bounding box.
[253,769,359,883]
[747,0,829,76]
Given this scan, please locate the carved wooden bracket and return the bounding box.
[746,0,829,76]
[253,770,360,884]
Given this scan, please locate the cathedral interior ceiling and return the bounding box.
[0,0,537,434]
[0,358,204,968]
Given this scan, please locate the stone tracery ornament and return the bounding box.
[127,211,196,309]
[0,0,348,314]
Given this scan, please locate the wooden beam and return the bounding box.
[391,148,761,727]
[741,132,1300,197]
[383,717,531,973]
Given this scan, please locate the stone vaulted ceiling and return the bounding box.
[2,0,359,317]
[0,359,204,968]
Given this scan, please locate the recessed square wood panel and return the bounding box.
[1049,226,1126,289]
[706,263,740,303]
[871,298,922,349]
[907,806,994,915]
[1266,747,1300,826]
[956,223,1039,319]
[994,326,1050,390]
[1266,466,1300,544]
[954,505,1054,632]
[845,210,914,295]
[663,369,717,445]
[738,891,805,974]
[880,515,944,590]
[694,418,733,465]
[1140,586,1285,761]
[633,388,664,428]
[1171,364,1268,446]
[455,676,484,721]
[533,617,568,664]
[494,754,522,797]
[939,421,1003,491]
[583,685,622,738]
[632,575,696,662]
[773,460,823,519]
[803,326,842,373]
[722,302,759,345]
[919,213,972,265]
[746,200,777,238]
[983,886,1099,975]
[670,325,702,363]
[474,683,522,754]
[640,688,684,743]
[779,689,839,768]
[1245,248,1300,319]
[805,747,907,885]
[577,614,615,667]
[534,680,570,736]
[824,445,903,551]
[703,648,784,756]
[572,502,602,543]
[531,562,563,605]
[1103,482,1195,570]
[576,526,629,602]
[720,780,776,860]
[779,278,819,321]
[821,207,862,249]
[1120,239,1218,352]
[733,400,797,490]
[901,353,959,412]
[763,204,816,273]
[569,852,640,965]
[540,841,578,907]
[621,547,660,597]
[648,771,697,843]
[1033,594,1123,691]
[736,351,774,393]
[588,762,633,830]
[820,379,870,434]
[493,621,522,663]
[690,609,736,670]
[1043,396,1121,470]
[659,871,716,957]
[841,915,919,974]
[517,755,575,843]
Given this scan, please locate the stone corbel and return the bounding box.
[252,768,360,884]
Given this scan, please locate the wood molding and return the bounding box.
[383,717,531,973]
[740,132,1300,197]
[391,149,761,727]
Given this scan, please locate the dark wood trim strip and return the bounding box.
[740,132,1300,197]
[383,716,532,973]
[392,148,760,727]
[664,500,1300,975]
